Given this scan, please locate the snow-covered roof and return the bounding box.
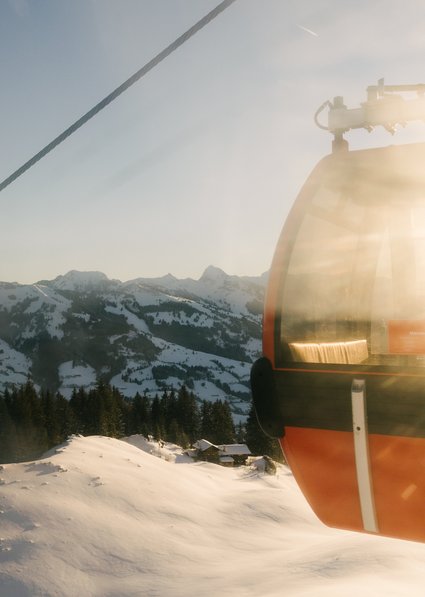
[218,444,251,456]
[193,441,251,455]
[193,439,219,452]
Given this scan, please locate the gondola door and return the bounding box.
[252,142,425,542]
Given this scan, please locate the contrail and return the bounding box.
[297,24,319,37]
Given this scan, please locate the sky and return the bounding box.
[3,0,425,284]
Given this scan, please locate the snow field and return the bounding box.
[0,339,31,387]
[1,436,425,596]
[58,361,98,398]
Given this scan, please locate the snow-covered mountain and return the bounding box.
[1,434,424,597]
[0,267,266,417]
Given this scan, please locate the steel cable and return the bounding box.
[0,0,237,193]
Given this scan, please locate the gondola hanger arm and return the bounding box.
[316,79,425,151]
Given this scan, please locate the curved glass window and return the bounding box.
[279,145,425,367]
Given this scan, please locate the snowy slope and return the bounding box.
[1,435,425,597]
[0,339,31,388]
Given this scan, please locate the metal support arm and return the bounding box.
[316,79,425,151]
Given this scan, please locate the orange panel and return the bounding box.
[281,428,425,542]
[388,320,425,354]
[369,434,425,542]
[281,427,364,532]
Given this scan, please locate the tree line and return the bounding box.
[0,380,282,464]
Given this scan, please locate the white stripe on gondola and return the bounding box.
[351,379,379,533]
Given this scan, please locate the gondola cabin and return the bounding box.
[251,82,425,542]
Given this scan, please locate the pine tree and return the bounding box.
[176,385,200,443]
[0,394,18,463]
[93,381,111,436]
[200,400,214,440]
[8,380,49,460]
[69,388,88,434]
[167,419,182,445]
[111,387,126,437]
[161,389,177,440]
[151,395,166,440]
[245,403,285,462]
[55,392,76,440]
[41,389,61,447]
[210,400,235,444]
[131,392,148,435]
[119,396,134,436]
[200,399,234,445]
[235,420,246,443]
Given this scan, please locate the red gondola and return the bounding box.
[251,81,425,542]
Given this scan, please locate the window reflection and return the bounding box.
[280,147,425,368]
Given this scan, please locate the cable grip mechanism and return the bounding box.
[315,78,425,151]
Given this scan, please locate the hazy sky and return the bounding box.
[3,0,425,284]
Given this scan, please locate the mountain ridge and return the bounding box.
[0,267,266,419]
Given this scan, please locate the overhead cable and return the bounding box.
[0,0,237,193]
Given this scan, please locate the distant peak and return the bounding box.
[63,270,108,281]
[161,273,177,281]
[51,270,114,291]
[199,266,228,282]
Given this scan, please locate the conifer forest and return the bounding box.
[0,381,281,464]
